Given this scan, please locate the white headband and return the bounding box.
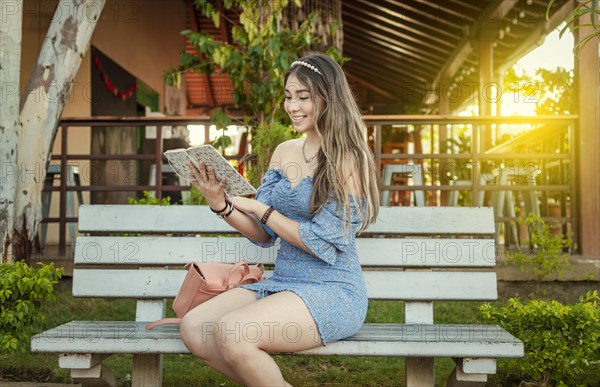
[291,60,322,75]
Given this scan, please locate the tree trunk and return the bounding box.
[8,0,106,263]
[0,0,24,263]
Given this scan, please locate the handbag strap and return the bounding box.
[145,318,181,330]
[223,260,250,287]
[239,263,264,284]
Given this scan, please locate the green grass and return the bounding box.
[1,279,598,386]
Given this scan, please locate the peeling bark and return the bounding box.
[5,0,106,263]
[0,0,23,263]
[11,215,33,263]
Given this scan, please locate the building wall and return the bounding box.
[20,0,187,245]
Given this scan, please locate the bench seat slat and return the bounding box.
[74,236,496,267]
[72,269,498,300]
[78,205,495,235]
[31,321,523,358]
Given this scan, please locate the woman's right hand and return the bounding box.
[188,161,228,210]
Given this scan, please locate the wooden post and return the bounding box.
[439,79,451,206]
[374,125,382,189]
[59,126,69,255]
[575,12,600,257]
[478,30,494,151]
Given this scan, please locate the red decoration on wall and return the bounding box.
[93,54,137,100]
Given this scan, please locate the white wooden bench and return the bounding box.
[31,205,523,387]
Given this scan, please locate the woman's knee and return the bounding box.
[215,314,257,365]
[180,314,219,357]
[179,314,199,347]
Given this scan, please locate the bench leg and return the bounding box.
[405,357,434,387]
[447,357,494,387]
[132,354,162,387]
[71,363,118,387]
[60,353,110,369]
[446,366,487,387]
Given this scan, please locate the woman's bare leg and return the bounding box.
[180,287,258,384]
[215,291,323,387]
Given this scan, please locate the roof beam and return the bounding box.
[343,35,432,81]
[343,62,429,104]
[378,0,467,31]
[344,1,454,53]
[342,17,443,67]
[433,0,519,86]
[343,61,405,93]
[410,0,475,22]
[496,0,574,74]
[349,0,458,41]
[346,73,400,101]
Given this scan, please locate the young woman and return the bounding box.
[180,53,380,386]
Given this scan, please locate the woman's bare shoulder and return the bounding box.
[278,138,303,150]
[269,138,302,168]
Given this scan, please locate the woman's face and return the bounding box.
[284,73,317,134]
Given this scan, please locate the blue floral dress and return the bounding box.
[240,168,368,345]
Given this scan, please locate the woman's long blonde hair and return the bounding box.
[284,53,379,233]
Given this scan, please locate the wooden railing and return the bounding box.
[44,115,577,254]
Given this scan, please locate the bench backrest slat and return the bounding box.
[78,205,495,235]
[74,205,499,306]
[72,269,498,301]
[74,236,496,267]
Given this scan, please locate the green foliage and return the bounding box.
[127,190,171,205]
[182,186,209,205]
[502,65,574,116]
[166,0,345,128]
[547,0,600,55]
[534,67,574,115]
[247,121,299,187]
[481,291,600,386]
[211,133,233,153]
[444,129,473,206]
[209,108,233,153]
[165,1,348,184]
[0,262,63,353]
[505,212,574,282]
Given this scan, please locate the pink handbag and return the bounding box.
[146,260,265,330]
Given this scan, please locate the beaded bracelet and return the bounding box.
[260,206,275,224]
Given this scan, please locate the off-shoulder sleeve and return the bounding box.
[298,198,364,265]
[248,168,282,248]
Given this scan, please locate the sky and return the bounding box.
[501,24,574,116]
[517,25,574,73]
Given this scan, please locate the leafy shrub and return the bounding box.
[0,261,63,353]
[128,190,171,205]
[183,186,209,205]
[248,121,298,187]
[481,291,600,386]
[506,212,574,282]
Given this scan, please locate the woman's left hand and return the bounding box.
[229,196,268,217]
